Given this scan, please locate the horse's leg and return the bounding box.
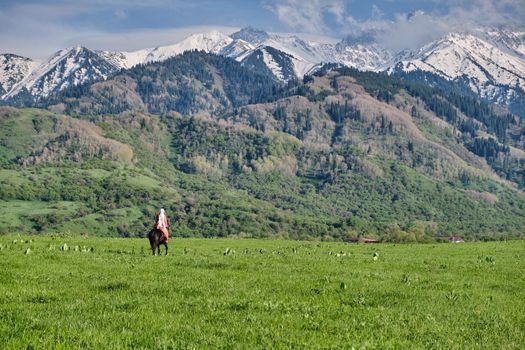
[164,243,168,256]
[157,244,161,256]
[149,239,155,256]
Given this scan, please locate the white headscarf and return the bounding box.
[158,208,166,225]
[156,208,168,229]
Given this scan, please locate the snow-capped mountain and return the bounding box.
[390,30,525,111]
[479,29,525,59]
[1,31,253,103]
[0,28,391,103]
[231,27,269,46]
[98,30,253,70]
[4,46,120,101]
[240,46,298,82]
[1,26,525,116]
[0,54,39,95]
[335,32,393,72]
[229,27,391,78]
[238,29,327,77]
[99,27,391,83]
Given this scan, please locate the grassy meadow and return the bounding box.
[0,236,523,349]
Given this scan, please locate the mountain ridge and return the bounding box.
[1,27,525,117]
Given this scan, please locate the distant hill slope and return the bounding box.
[0,53,524,239]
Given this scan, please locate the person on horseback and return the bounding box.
[154,208,169,244]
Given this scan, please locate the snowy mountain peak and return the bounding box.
[220,38,254,59]
[4,45,118,101]
[2,26,525,116]
[1,53,31,61]
[178,30,232,51]
[475,29,525,58]
[0,54,38,95]
[141,30,233,63]
[231,27,270,46]
[391,30,525,110]
[338,31,377,47]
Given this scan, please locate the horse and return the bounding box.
[147,228,168,256]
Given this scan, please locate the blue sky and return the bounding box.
[0,0,523,58]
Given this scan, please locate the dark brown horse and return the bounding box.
[147,228,168,256]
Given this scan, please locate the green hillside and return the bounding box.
[1,53,525,240]
[0,106,523,240]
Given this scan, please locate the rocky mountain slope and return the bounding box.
[3,47,118,103]
[0,54,39,95]
[390,30,525,117]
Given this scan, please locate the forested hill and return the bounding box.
[1,51,524,240]
[42,51,283,116]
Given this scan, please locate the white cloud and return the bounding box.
[378,13,449,52]
[2,0,524,59]
[0,4,85,58]
[268,0,525,51]
[374,0,525,51]
[265,0,346,34]
[72,26,240,52]
[114,9,127,19]
[443,0,525,30]
[0,24,239,59]
[0,2,238,58]
[272,31,339,44]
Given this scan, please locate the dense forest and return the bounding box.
[43,51,284,115]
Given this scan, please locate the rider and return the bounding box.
[155,208,169,243]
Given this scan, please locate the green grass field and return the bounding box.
[0,236,523,349]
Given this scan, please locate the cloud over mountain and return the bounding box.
[1,0,524,57]
[267,0,525,51]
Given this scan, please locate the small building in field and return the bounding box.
[347,237,381,244]
[446,236,465,243]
